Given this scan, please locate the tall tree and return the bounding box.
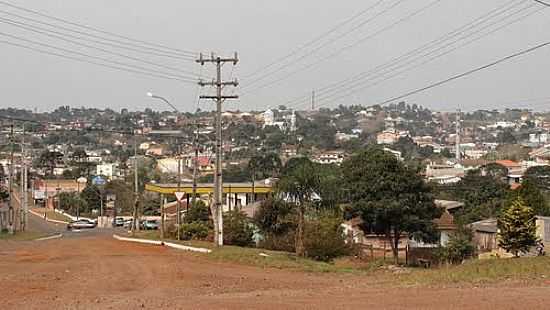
[498,197,539,257]
[276,157,320,256]
[342,148,441,263]
[511,179,550,216]
[524,166,550,191]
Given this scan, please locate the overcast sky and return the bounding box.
[1,0,549,113]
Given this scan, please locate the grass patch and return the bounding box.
[32,208,71,223]
[0,231,51,241]
[130,230,382,273]
[400,256,550,285]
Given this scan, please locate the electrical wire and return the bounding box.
[0,16,199,78]
[283,0,525,107]
[0,31,197,82]
[373,40,550,106]
[0,9,197,61]
[0,39,196,83]
[241,0,386,79]
[304,2,541,109]
[241,0,441,94]
[282,0,540,110]
[0,1,198,57]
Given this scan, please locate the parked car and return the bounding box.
[67,219,96,230]
[141,220,159,230]
[114,217,125,227]
[123,219,134,229]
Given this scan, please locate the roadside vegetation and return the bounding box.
[32,208,72,222]
[0,231,50,241]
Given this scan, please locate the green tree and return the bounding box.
[524,166,550,191]
[223,209,254,247]
[511,179,550,216]
[498,197,539,257]
[254,198,296,252]
[342,147,441,263]
[80,184,102,214]
[481,163,508,181]
[451,170,510,222]
[37,150,63,177]
[277,157,320,257]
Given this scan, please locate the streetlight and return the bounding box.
[146,92,183,239]
[147,92,180,114]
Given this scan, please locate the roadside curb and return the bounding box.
[112,234,212,254]
[35,233,63,241]
[29,210,70,225]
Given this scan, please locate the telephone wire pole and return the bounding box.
[197,52,239,247]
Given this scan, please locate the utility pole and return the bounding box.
[7,123,14,234]
[132,134,140,235]
[197,52,239,247]
[20,123,28,231]
[311,90,315,111]
[176,144,182,240]
[456,109,461,163]
[191,121,199,207]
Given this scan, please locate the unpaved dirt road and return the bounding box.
[1,236,550,309]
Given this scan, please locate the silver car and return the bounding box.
[67,219,96,230]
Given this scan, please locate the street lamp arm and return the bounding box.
[147,92,180,114]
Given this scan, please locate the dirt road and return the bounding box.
[1,236,550,309]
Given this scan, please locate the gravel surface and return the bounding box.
[1,236,550,309]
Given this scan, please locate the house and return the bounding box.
[470,216,550,255]
[312,151,345,165]
[425,163,465,184]
[96,163,120,179]
[146,145,170,157]
[33,179,86,209]
[146,179,274,211]
[377,130,400,145]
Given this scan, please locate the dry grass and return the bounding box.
[32,208,71,223]
[400,256,550,285]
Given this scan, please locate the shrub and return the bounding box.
[435,228,475,265]
[184,200,210,224]
[304,214,350,262]
[179,221,209,241]
[223,209,254,247]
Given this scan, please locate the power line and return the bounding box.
[0,39,195,83]
[0,32,198,82]
[284,0,540,109]
[241,0,441,94]
[283,0,525,107]
[374,40,550,106]
[304,2,541,109]
[0,1,198,57]
[0,16,199,78]
[0,8,197,61]
[241,0,386,79]
[241,0,408,90]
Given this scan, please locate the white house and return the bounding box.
[96,163,120,179]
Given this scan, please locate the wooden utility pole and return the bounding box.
[132,134,140,235]
[176,144,182,240]
[191,121,199,207]
[456,109,461,162]
[7,123,14,234]
[197,52,239,247]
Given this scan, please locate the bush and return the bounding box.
[184,200,210,224]
[304,214,350,262]
[179,221,210,241]
[223,209,254,247]
[435,229,475,265]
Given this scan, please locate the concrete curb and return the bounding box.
[35,234,63,241]
[113,234,212,253]
[29,210,70,225]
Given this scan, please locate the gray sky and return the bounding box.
[1,0,549,113]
